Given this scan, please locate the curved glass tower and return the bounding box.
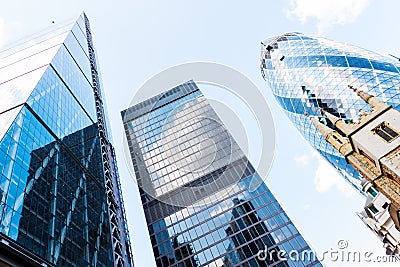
[260,32,400,192]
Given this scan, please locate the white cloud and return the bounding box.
[294,150,355,197]
[294,154,310,165]
[286,0,372,33]
[311,150,354,197]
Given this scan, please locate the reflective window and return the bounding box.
[370,60,398,73]
[0,14,119,267]
[260,32,400,192]
[123,81,320,267]
[372,122,399,142]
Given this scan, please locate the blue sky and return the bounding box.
[1,1,400,266]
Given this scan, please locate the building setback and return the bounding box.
[0,13,132,266]
[122,80,321,267]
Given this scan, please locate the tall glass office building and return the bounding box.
[260,32,400,192]
[0,13,132,266]
[122,81,321,267]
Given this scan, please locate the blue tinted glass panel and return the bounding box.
[71,22,89,58]
[0,105,113,266]
[370,60,398,73]
[347,56,372,69]
[308,55,326,67]
[63,31,92,82]
[326,56,348,67]
[50,45,97,121]
[27,67,93,139]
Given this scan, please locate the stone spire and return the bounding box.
[349,85,389,109]
[307,113,333,138]
[306,113,352,155]
[320,108,353,135]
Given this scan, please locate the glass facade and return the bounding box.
[0,13,132,266]
[260,32,400,193]
[122,81,321,267]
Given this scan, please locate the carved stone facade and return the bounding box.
[309,86,400,254]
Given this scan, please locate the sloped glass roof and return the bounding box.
[0,20,73,143]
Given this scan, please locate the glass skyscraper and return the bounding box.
[0,13,132,266]
[122,81,321,267]
[260,32,400,192]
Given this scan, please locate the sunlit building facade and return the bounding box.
[0,13,132,266]
[260,32,400,193]
[122,81,321,267]
[307,87,400,254]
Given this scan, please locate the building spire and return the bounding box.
[320,109,353,135]
[306,113,351,156]
[348,85,389,109]
[306,113,334,138]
